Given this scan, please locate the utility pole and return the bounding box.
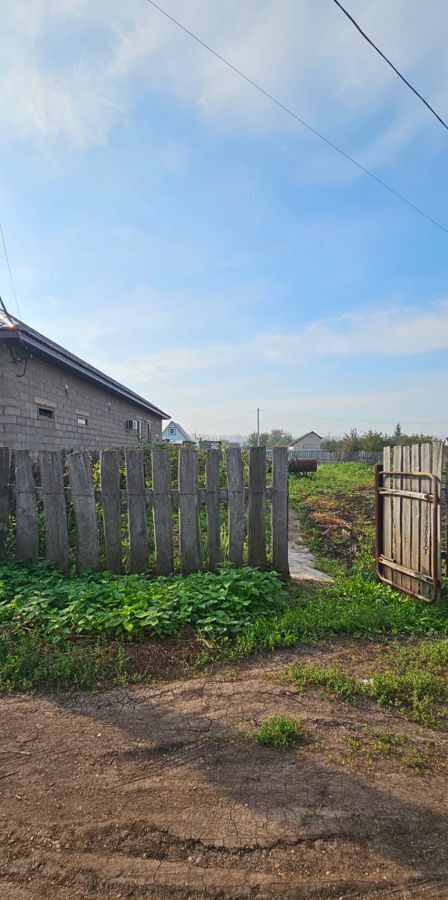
[257,408,260,446]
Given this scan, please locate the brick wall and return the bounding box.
[0,344,164,450]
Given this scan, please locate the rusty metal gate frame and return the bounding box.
[375,466,440,603]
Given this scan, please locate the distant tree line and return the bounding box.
[321,424,436,453]
[246,429,293,448]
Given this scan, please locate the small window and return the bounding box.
[37,406,54,421]
[126,418,142,437]
[77,416,88,427]
[169,426,176,434]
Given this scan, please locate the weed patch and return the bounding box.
[248,715,307,749]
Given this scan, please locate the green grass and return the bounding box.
[346,727,440,774]
[248,715,307,749]
[287,640,448,726]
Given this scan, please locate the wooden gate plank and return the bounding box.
[15,450,38,563]
[410,442,421,594]
[101,449,122,574]
[226,447,244,567]
[125,449,148,574]
[40,450,69,573]
[205,448,221,571]
[179,448,202,574]
[67,451,99,572]
[391,445,403,591]
[432,441,444,599]
[152,447,174,575]
[401,444,411,595]
[248,446,267,569]
[419,442,432,600]
[382,446,393,583]
[0,447,9,561]
[271,446,289,575]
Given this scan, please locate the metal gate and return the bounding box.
[375,442,443,603]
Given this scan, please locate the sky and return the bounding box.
[1,0,448,440]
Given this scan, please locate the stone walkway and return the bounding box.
[288,507,333,583]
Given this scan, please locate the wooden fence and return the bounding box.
[0,445,289,577]
[375,442,444,602]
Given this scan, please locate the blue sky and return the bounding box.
[1,0,448,438]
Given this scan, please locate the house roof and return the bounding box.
[162,420,193,442]
[292,431,322,442]
[0,312,170,419]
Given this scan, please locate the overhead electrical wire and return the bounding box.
[145,0,448,237]
[260,408,448,429]
[331,0,448,132]
[0,224,21,319]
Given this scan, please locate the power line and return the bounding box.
[145,0,448,237]
[0,224,21,319]
[331,0,448,132]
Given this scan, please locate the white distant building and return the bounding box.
[162,420,194,445]
[289,431,322,451]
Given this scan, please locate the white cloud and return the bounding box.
[0,0,447,157]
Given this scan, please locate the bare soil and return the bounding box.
[1,641,448,899]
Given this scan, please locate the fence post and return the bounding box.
[15,450,38,563]
[206,448,221,571]
[226,447,244,567]
[271,446,289,575]
[152,447,174,575]
[40,450,69,573]
[67,450,100,572]
[125,448,148,574]
[248,446,267,569]
[179,448,202,574]
[101,449,122,574]
[0,447,9,561]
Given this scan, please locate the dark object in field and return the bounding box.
[288,458,317,475]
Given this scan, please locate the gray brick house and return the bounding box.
[0,306,169,450]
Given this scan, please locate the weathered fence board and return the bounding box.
[391,444,403,592]
[67,450,100,572]
[100,449,122,574]
[5,445,289,577]
[401,444,411,595]
[226,447,244,567]
[15,450,38,563]
[205,448,221,571]
[0,447,10,560]
[40,450,69,573]
[410,442,421,585]
[125,449,148,574]
[179,449,202,575]
[271,446,289,576]
[152,448,174,575]
[248,446,267,569]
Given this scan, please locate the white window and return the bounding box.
[125,418,142,438]
[77,416,88,427]
[169,426,176,434]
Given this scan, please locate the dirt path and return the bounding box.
[288,508,333,582]
[1,641,448,899]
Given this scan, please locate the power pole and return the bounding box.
[257,408,260,446]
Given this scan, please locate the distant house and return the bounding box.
[0,307,169,450]
[162,420,194,445]
[289,431,322,451]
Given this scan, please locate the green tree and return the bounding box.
[267,429,293,448]
[247,431,269,447]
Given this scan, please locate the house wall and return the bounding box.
[291,434,322,451]
[0,344,164,450]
